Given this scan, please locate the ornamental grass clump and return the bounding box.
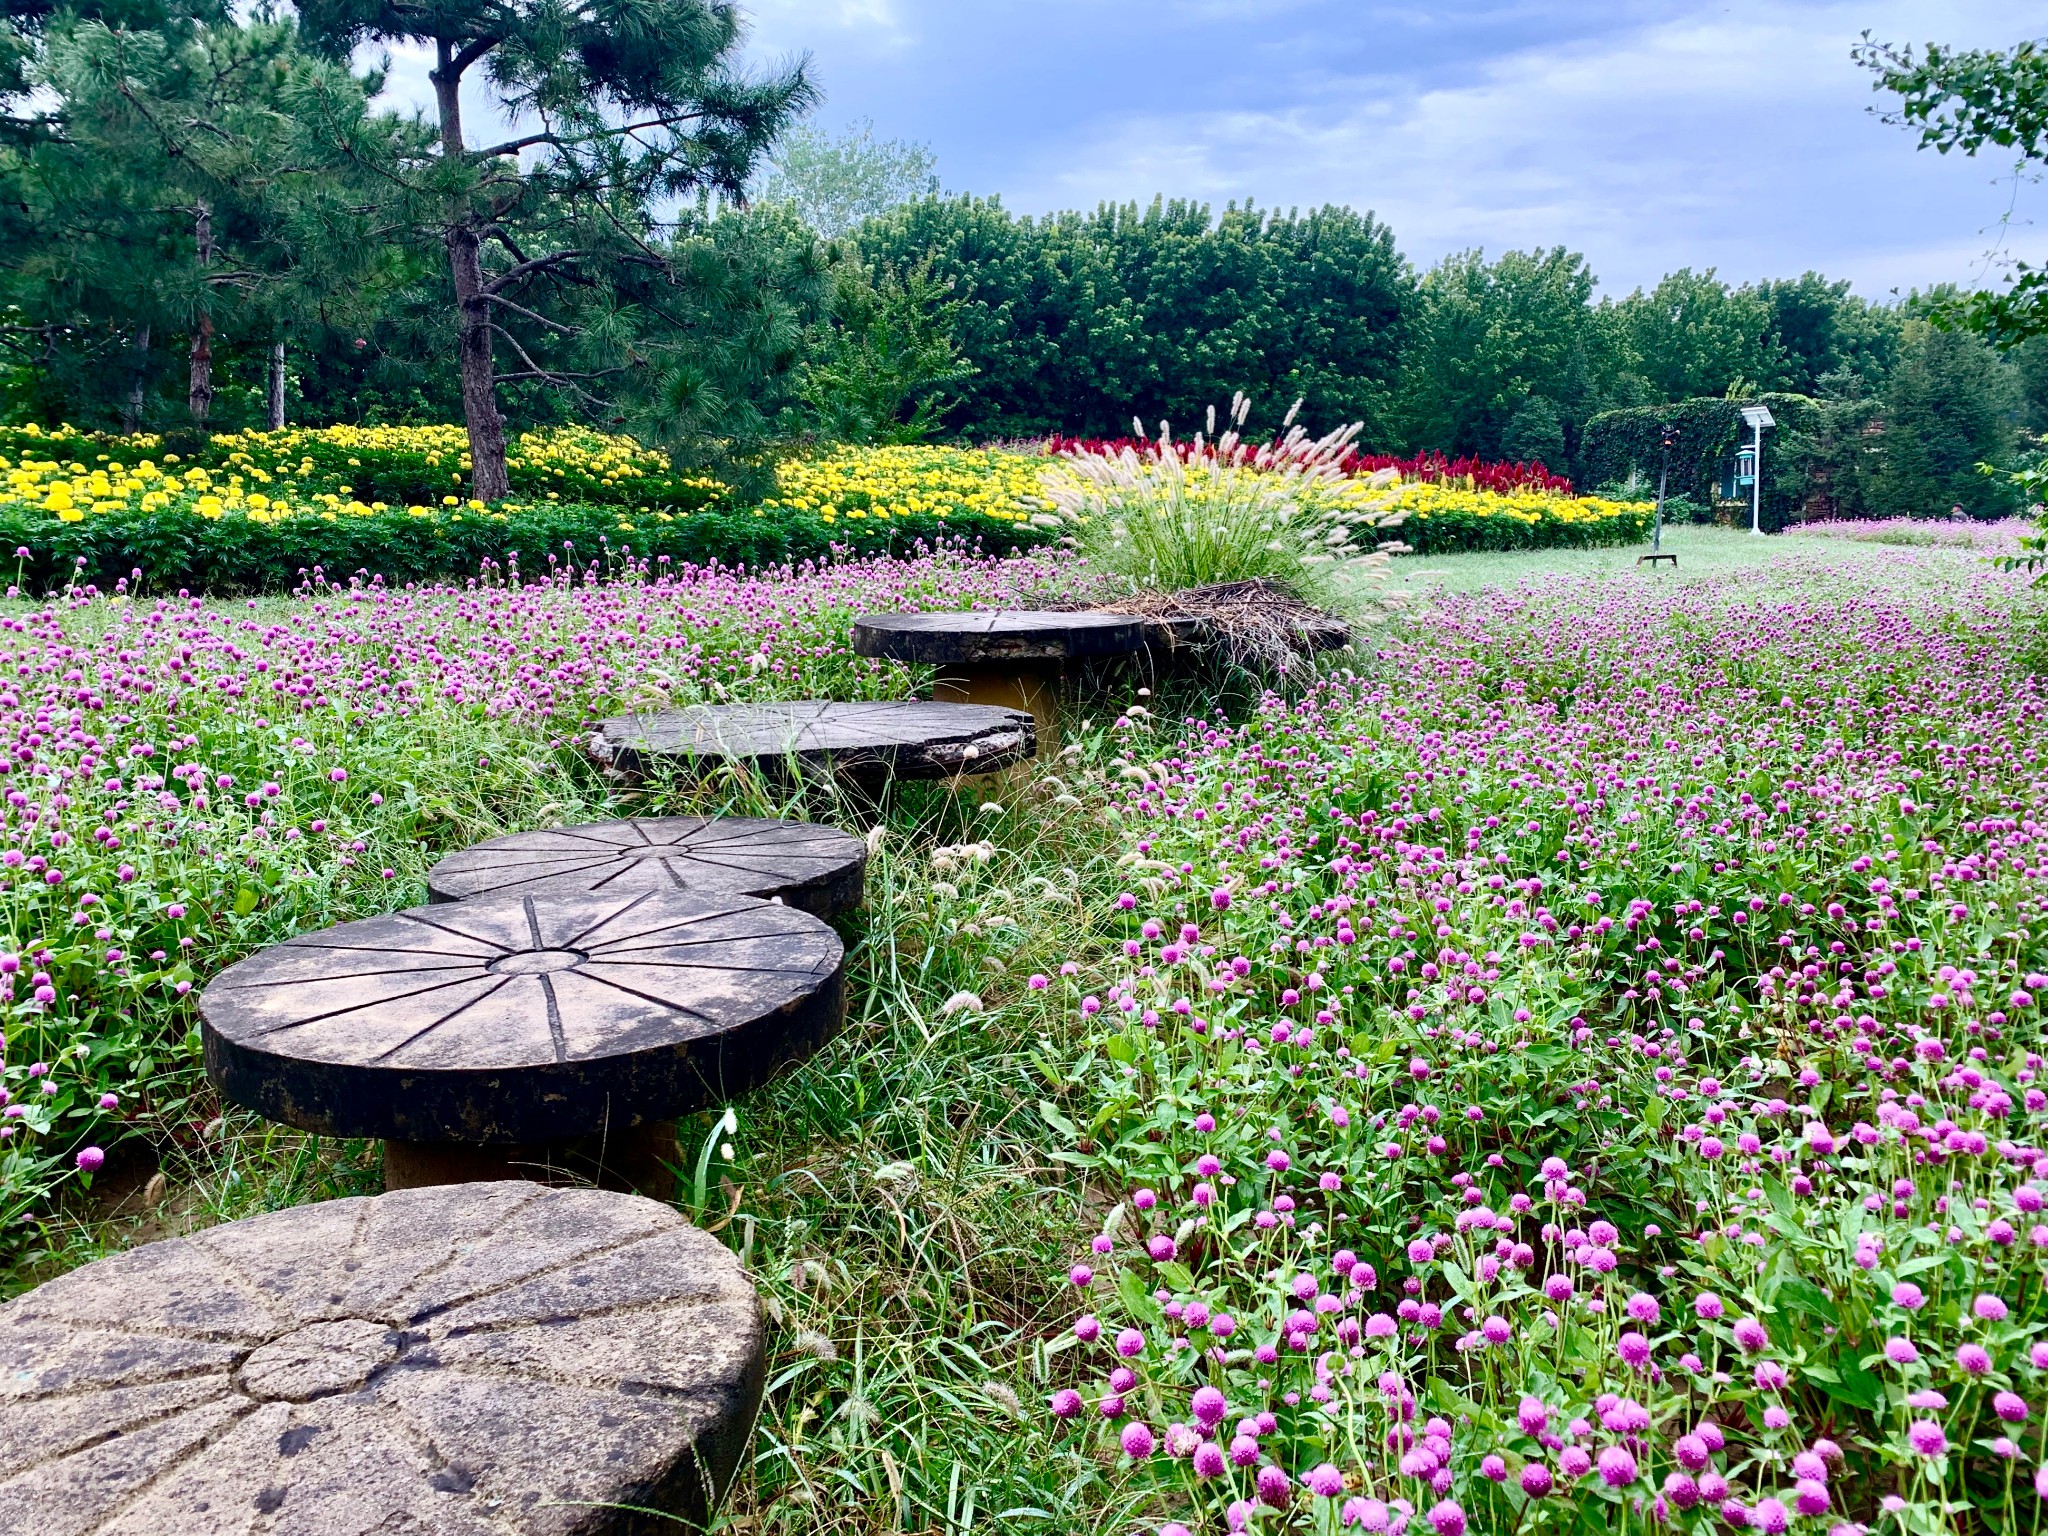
[1040,395,1408,612]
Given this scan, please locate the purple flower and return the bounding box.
[1731,1317,1768,1353]
[1520,1463,1553,1498]
[1120,1421,1155,1459]
[1891,1282,1925,1310]
[1305,1463,1345,1498]
[1906,1420,1947,1457]
[1996,1392,2030,1423]
[1958,1343,1993,1376]
[1048,1389,1081,1418]
[1428,1500,1466,1536]
[1597,1447,1638,1487]
[74,1146,104,1173]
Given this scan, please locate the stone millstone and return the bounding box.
[849,609,1147,666]
[426,816,867,919]
[198,890,845,1146]
[591,700,1035,782]
[0,1183,763,1535]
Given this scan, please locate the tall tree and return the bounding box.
[1869,318,2021,518]
[755,117,938,238]
[1609,268,1786,402]
[1400,246,1603,460]
[0,16,391,429]
[295,0,815,498]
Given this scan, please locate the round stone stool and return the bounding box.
[0,1183,762,1534]
[849,610,1147,744]
[198,890,844,1193]
[592,699,1035,788]
[426,816,867,919]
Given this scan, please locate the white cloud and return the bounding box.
[991,0,2038,293]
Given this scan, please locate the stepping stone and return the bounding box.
[199,890,844,1192]
[0,1183,762,1534]
[426,816,867,919]
[591,699,1035,785]
[850,610,1147,740]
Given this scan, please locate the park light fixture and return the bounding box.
[1738,405,1774,537]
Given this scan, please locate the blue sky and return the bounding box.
[376,1,2045,301]
[724,0,2041,299]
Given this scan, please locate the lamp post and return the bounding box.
[1653,421,1676,554]
[1638,422,1681,567]
[1739,404,1774,536]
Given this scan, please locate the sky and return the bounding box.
[373,1,2048,302]
[713,0,2044,300]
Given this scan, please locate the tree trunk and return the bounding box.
[268,341,287,429]
[188,202,214,427]
[122,325,150,435]
[432,46,510,502]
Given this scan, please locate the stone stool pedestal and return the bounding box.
[849,610,1147,746]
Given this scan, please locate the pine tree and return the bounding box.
[295,0,814,498]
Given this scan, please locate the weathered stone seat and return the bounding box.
[426,815,867,919]
[0,1182,762,1534]
[198,890,844,1191]
[849,610,1147,740]
[591,699,1035,785]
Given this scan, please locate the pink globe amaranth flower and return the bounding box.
[1114,1327,1145,1357]
[1617,1332,1651,1368]
[1694,1291,1725,1320]
[1255,1464,1292,1507]
[1597,1447,1638,1487]
[1068,1265,1092,1287]
[1752,1497,1791,1535]
[1558,1446,1592,1479]
[1191,1386,1227,1426]
[74,1146,104,1173]
[1229,1434,1260,1467]
[1210,888,1231,911]
[1884,1336,1920,1365]
[1665,1471,1701,1508]
[1428,1500,1466,1536]
[1753,1360,1788,1391]
[1791,1452,1828,1482]
[1794,1479,1830,1517]
[1520,1464,1553,1498]
[1996,1392,2030,1423]
[1192,1442,1226,1479]
[1479,1455,1506,1483]
[1073,1315,1101,1343]
[1120,1421,1155,1459]
[1518,1397,1549,1434]
[1976,1293,2011,1322]
[1673,1434,1710,1472]
[1891,1282,1925,1310]
[1625,1291,1660,1324]
[1162,1525,1194,1536]
[2036,1465,2048,1500]
[1049,1388,1081,1419]
[1731,1317,1768,1353]
[1957,1343,1993,1376]
[1305,1463,1345,1498]
[1906,1420,1947,1457]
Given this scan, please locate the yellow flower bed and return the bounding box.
[761,444,1055,526]
[1376,480,1652,525]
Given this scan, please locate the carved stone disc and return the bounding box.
[591,700,1035,781]
[198,891,844,1145]
[849,609,1148,665]
[426,817,866,918]
[0,1183,763,1534]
